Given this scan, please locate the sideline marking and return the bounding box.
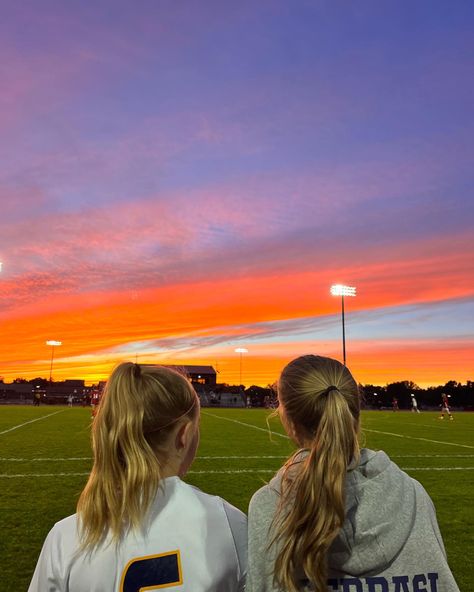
[198,455,287,459]
[402,467,474,471]
[2,454,474,463]
[0,455,288,462]
[0,411,65,436]
[0,457,92,462]
[204,412,474,450]
[363,428,474,449]
[202,411,290,439]
[392,454,474,458]
[1,466,474,478]
[0,472,90,478]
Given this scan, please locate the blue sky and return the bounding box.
[0,1,472,385]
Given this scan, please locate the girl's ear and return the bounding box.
[279,405,292,436]
[279,405,305,446]
[175,420,193,452]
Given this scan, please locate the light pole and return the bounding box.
[46,340,62,384]
[234,348,248,391]
[330,284,356,366]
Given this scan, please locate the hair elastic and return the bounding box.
[323,385,339,396]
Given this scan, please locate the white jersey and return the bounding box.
[28,476,247,592]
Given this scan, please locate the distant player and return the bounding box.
[28,363,247,591]
[440,392,454,420]
[90,390,100,417]
[392,397,399,411]
[410,394,420,413]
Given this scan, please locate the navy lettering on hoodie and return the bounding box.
[392,575,410,592]
[342,578,363,591]
[326,573,440,591]
[413,574,428,591]
[366,576,389,591]
[426,573,438,592]
[413,573,439,592]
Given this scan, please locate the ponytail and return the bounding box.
[77,362,197,550]
[272,355,360,592]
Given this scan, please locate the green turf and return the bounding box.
[0,406,472,590]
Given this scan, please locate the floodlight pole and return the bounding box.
[234,348,248,393]
[49,346,55,383]
[46,341,62,385]
[239,351,243,387]
[330,285,356,366]
[341,293,346,366]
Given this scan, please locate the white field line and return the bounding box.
[2,454,474,463]
[0,455,288,462]
[362,428,474,449]
[204,411,473,450]
[202,411,289,439]
[189,467,474,474]
[417,424,460,429]
[0,472,91,478]
[198,455,287,459]
[391,454,474,458]
[0,457,92,462]
[401,467,474,471]
[0,410,65,436]
[1,466,474,478]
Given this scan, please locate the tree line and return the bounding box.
[2,377,473,410]
[227,380,474,410]
[361,380,473,410]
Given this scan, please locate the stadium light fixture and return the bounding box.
[234,348,248,390]
[46,340,62,384]
[330,284,356,366]
[330,284,356,297]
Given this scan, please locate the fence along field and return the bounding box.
[0,406,472,591]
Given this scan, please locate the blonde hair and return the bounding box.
[273,355,360,592]
[77,362,198,550]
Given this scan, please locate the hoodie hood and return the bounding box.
[267,448,417,577]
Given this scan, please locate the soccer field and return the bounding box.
[0,406,472,591]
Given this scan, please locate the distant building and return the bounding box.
[0,382,34,403]
[170,365,216,388]
[140,364,217,390]
[0,379,88,404]
[0,365,218,404]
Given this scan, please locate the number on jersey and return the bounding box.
[120,549,182,591]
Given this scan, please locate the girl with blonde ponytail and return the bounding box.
[247,355,459,592]
[29,363,247,592]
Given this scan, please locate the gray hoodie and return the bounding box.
[247,449,460,592]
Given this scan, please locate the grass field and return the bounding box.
[0,405,472,591]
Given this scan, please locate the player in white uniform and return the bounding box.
[28,363,247,592]
[410,393,420,413]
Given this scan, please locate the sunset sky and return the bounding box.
[0,1,473,387]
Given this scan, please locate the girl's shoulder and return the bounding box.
[174,478,248,537]
[250,449,309,506]
[46,512,79,546]
[248,480,280,525]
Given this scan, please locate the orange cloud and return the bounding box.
[1,253,472,386]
